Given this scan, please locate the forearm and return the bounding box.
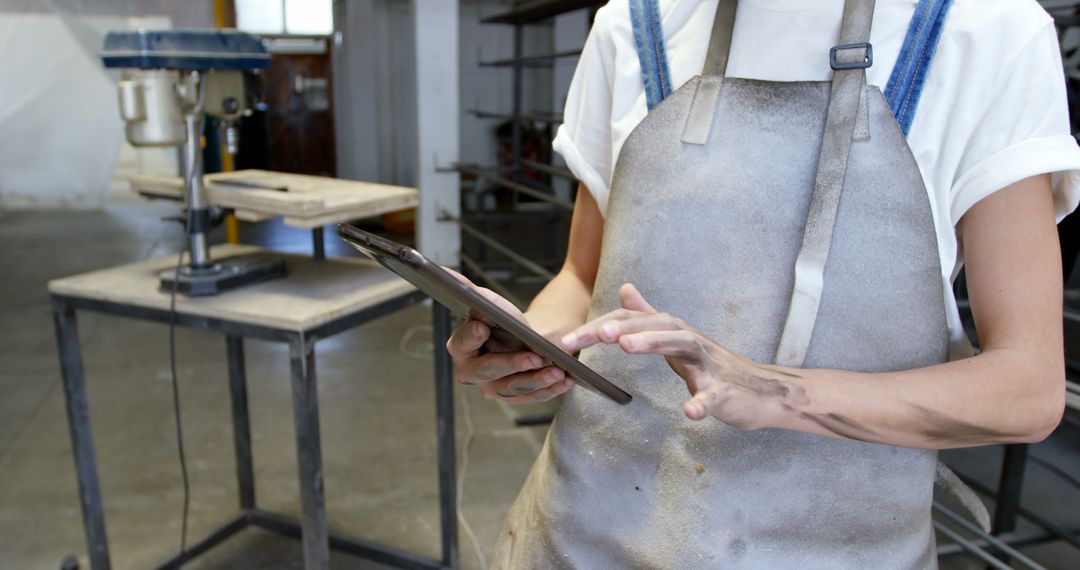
[525,184,603,342]
[525,268,594,341]
[762,347,1065,449]
[762,176,1066,448]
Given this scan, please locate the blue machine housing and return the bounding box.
[102,29,271,70]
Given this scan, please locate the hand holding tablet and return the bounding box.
[337,224,631,405]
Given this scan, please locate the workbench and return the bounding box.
[128,170,420,260]
[129,170,420,229]
[49,245,457,570]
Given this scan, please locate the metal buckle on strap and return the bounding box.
[830,42,873,70]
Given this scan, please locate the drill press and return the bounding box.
[102,29,287,295]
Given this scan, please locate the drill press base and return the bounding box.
[160,254,287,296]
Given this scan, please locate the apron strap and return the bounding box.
[701,0,738,77]
[681,0,738,144]
[630,0,674,111]
[774,0,877,368]
[883,0,954,136]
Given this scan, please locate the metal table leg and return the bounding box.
[432,302,459,569]
[312,227,325,261]
[52,298,112,570]
[226,335,256,510]
[994,443,1029,535]
[289,333,330,569]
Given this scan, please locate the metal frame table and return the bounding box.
[49,245,457,569]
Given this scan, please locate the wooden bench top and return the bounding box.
[48,245,417,332]
[129,170,419,229]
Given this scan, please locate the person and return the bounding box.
[447,0,1080,566]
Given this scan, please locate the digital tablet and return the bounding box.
[337,224,632,405]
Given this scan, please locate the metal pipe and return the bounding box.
[933,502,1045,569]
[994,444,1029,535]
[53,298,112,570]
[181,71,213,269]
[467,109,563,123]
[521,158,576,181]
[457,165,573,210]
[955,472,1080,550]
[460,252,526,311]
[184,110,212,269]
[479,49,583,67]
[288,334,330,569]
[511,24,524,185]
[933,521,1012,570]
[432,303,459,568]
[936,529,1074,558]
[312,227,325,260]
[443,212,555,280]
[226,335,255,511]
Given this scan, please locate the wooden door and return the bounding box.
[260,37,336,176]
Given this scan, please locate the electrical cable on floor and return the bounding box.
[398,322,488,569]
[168,246,191,567]
[398,323,434,360]
[168,72,205,568]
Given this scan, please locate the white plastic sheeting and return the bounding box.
[0,0,210,209]
[0,14,127,207]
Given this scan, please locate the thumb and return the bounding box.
[619,283,656,313]
[684,389,721,421]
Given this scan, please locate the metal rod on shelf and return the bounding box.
[460,252,527,310]
[521,158,576,181]
[933,503,1045,569]
[937,529,1077,558]
[933,521,1012,570]
[479,49,583,67]
[481,0,604,24]
[442,212,556,280]
[511,24,524,187]
[956,471,1080,550]
[467,109,564,123]
[457,165,574,210]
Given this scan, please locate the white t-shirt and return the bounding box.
[553,0,1080,354]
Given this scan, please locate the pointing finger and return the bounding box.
[562,312,682,352]
[618,330,704,363]
[619,283,657,313]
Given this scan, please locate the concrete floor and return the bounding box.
[0,202,1078,569]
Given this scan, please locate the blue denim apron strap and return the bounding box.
[883,0,954,136]
[630,0,674,111]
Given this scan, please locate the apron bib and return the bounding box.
[492,1,956,567]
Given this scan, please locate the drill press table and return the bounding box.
[49,245,457,570]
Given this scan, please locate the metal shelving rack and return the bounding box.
[451,0,601,308]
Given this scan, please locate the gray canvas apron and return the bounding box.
[491,0,952,567]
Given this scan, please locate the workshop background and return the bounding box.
[1,0,1079,569]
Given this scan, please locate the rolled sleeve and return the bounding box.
[553,6,618,215]
[949,20,1080,225]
